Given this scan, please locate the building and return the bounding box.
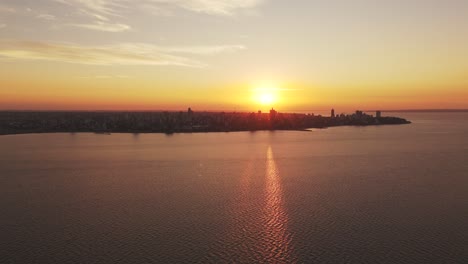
[331,109,335,118]
[376,110,382,118]
[269,108,277,120]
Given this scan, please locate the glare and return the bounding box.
[259,93,276,105]
[253,84,279,106]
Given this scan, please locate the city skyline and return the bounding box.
[1,0,468,111]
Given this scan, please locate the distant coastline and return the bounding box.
[1,109,466,113]
[375,109,468,113]
[0,110,411,136]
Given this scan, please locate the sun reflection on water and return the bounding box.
[261,146,295,262]
[219,146,296,263]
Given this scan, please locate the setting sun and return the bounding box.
[252,84,280,107]
[259,92,276,105]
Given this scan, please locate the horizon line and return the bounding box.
[1,108,467,113]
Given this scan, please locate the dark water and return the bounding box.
[1,113,467,263]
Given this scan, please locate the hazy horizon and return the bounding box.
[0,108,467,114]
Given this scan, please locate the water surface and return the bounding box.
[1,113,467,263]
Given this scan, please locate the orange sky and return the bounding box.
[0,1,467,112]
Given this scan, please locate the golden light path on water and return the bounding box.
[208,146,296,262]
[261,146,295,262]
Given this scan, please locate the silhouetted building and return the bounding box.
[269,108,277,120]
[0,110,410,135]
[331,109,335,118]
[376,110,382,118]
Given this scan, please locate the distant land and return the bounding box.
[376,109,468,113]
[0,109,410,135]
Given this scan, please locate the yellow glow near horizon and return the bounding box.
[252,83,280,107]
[1,2,468,111]
[259,92,276,105]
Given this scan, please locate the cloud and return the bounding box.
[147,0,266,16]
[56,0,266,18]
[69,21,131,32]
[53,0,134,32]
[3,1,267,34]
[0,40,246,67]
[0,5,15,13]
[162,45,246,55]
[139,4,174,16]
[36,14,57,20]
[55,0,122,18]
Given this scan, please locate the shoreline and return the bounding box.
[0,110,411,136]
[0,123,413,136]
[0,128,313,136]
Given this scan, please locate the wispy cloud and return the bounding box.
[55,0,123,19]
[163,45,246,55]
[36,14,57,20]
[54,0,127,31]
[0,40,245,67]
[56,0,266,19]
[69,21,131,32]
[139,4,174,16]
[148,0,266,16]
[0,5,15,13]
[0,1,267,34]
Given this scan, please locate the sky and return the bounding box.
[0,0,467,112]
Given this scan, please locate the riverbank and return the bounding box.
[0,110,410,135]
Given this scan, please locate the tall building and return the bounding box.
[376,110,382,118]
[269,108,277,120]
[331,109,335,118]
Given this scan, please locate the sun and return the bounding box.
[259,92,276,105]
[253,84,279,106]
